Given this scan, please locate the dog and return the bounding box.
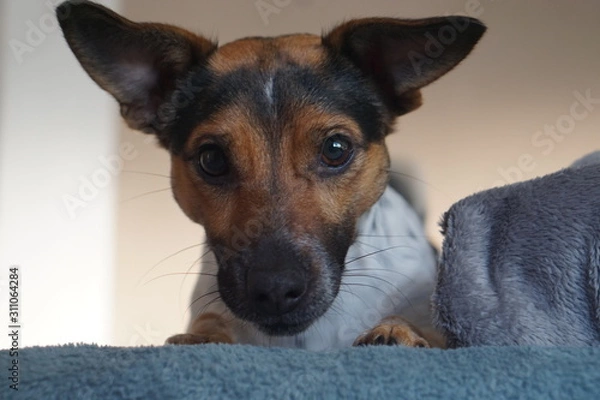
[57,0,485,350]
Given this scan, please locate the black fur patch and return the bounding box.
[164,54,391,154]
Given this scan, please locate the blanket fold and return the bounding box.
[434,151,600,347]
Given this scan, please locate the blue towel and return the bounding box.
[434,152,600,347]
[2,344,600,399]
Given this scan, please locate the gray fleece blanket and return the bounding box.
[434,151,600,347]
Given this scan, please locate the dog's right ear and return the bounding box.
[57,1,216,143]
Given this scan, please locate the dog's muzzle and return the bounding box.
[215,234,343,336]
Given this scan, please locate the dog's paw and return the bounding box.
[353,316,430,348]
[165,332,233,345]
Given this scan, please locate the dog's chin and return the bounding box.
[228,304,332,337]
[255,319,315,336]
[224,296,337,337]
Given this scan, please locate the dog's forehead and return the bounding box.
[209,34,325,74]
[167,33,385,154]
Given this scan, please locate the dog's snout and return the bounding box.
[247,269,307,316]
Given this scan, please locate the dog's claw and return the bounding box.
[353,317,431,348]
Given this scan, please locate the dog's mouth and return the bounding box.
[210,225,353,337]
[218,273,342,337]
[235,297,339,337]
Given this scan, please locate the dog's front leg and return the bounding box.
[166,312,234,345]
[353,316,445,348]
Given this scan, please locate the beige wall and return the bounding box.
[110,1,599,345]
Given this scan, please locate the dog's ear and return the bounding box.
[57,1,216,139]
[323,17,486,116]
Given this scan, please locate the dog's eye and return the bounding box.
[196,144,229,179]
[321,135,354,168]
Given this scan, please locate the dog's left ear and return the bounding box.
[56,1,217,145]
[324,17,486,116]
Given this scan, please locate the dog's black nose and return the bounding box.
[247,269,307,316]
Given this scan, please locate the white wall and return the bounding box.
[0,0,120,347]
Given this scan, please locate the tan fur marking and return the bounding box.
[171,103,272,243]
[166,312,233,345]
[208,39,265,74]
[278,104,389,237]
[209,34,324,75]
[354,316,445,348]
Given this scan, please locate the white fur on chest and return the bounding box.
[188,186,437,350]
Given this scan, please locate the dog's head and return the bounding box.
[58,1,485,336]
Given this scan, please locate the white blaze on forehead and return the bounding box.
[264,75,274,106]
